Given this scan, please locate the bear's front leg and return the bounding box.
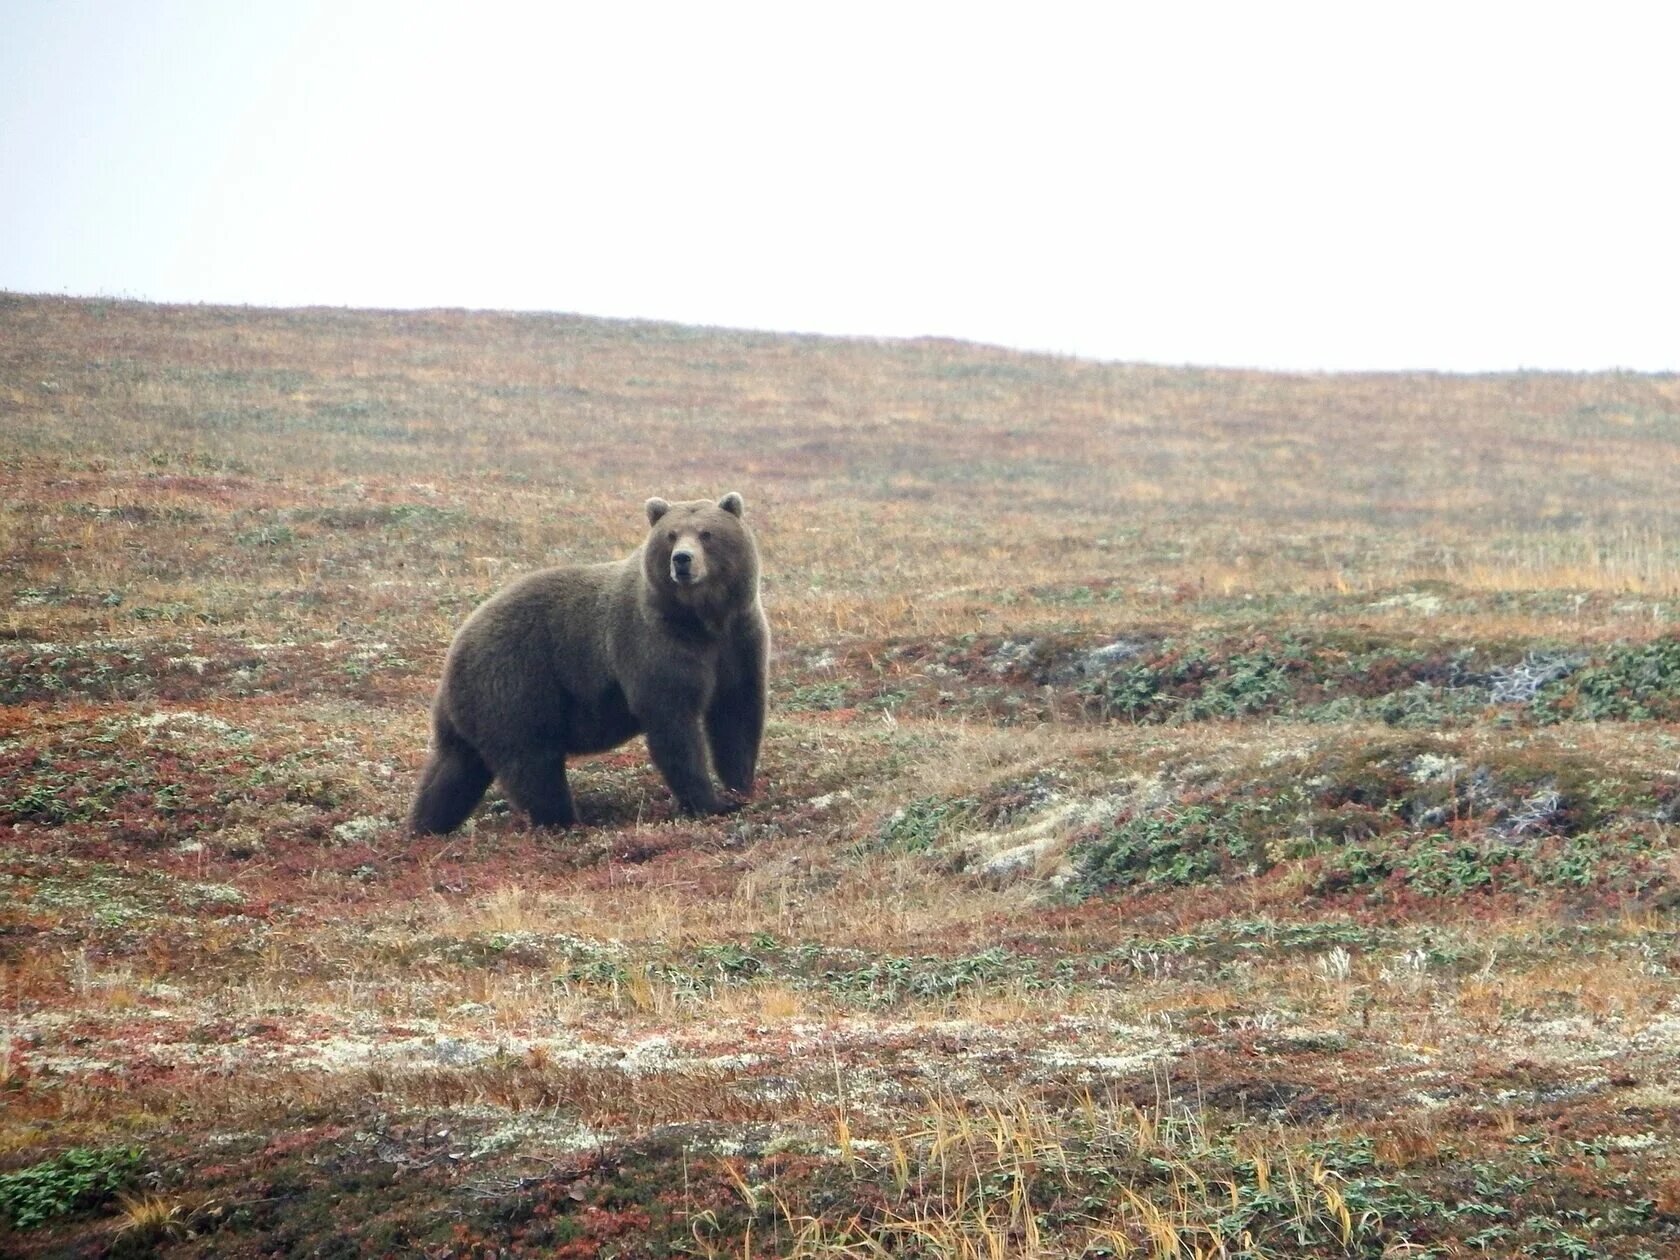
[706,617,769,797]
[706,677,764,797]
[643,712,736,815]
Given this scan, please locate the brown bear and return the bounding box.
[409,492,769,834]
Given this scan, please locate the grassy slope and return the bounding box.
[2,291,1679,1257]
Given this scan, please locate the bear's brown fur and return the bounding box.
[409,492,769,834]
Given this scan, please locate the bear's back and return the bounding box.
[443,559,633,716]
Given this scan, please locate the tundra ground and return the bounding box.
[2,294,1679,1257]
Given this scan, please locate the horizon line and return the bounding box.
[5,287,1676,382]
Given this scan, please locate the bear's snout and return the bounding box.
[670,545,706,584]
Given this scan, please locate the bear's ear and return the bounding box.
[645,497,671,526]
[717,492,745,518]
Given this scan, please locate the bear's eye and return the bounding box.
[699,530,712,541]
[666,531,677,542]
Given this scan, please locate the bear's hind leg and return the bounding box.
[499,750,579,828]
[411,732,494,835]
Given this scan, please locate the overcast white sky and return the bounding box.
[3,1,1677,371]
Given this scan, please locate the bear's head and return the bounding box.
[642,492,759,619]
